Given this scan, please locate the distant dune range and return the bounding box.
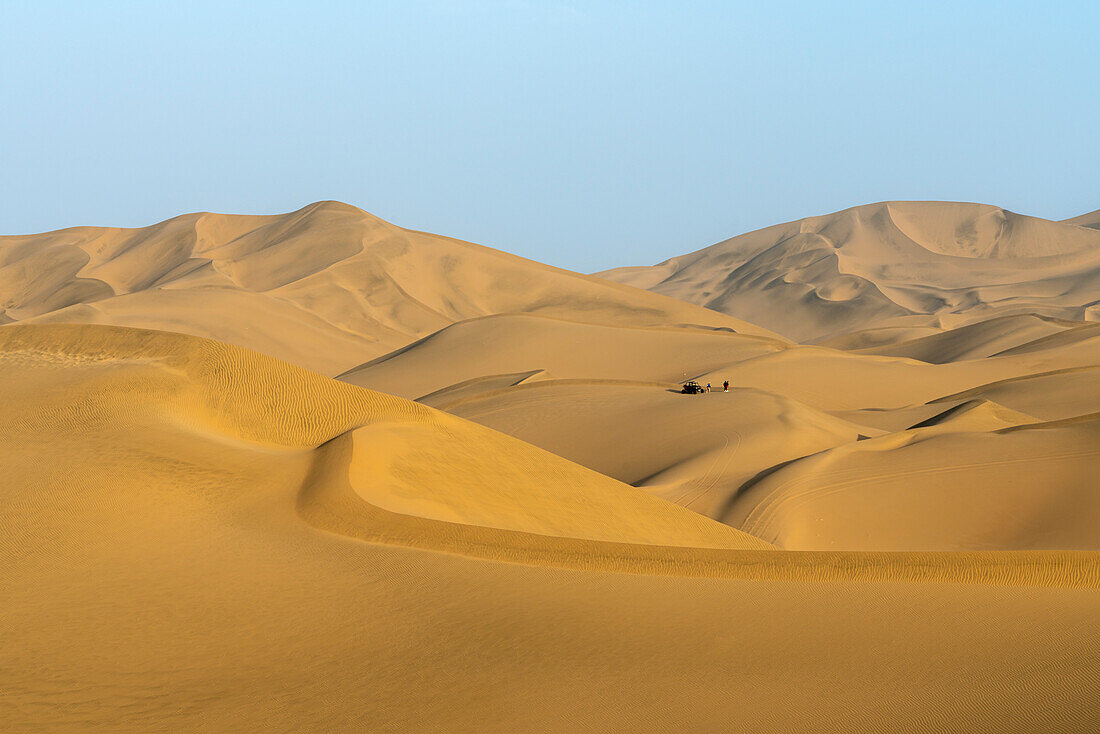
[2,201,1099,730]
[599,201,1100,342]
[0,201,776,375]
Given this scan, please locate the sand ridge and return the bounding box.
[3,324,1098,733]
[598,200,1100,341]
[1,202,779,375]
[4,196,1100,730]
[341,290,1100,559]
[2,323,1094,577]
[339,312,787,398]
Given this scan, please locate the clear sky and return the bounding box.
[2,1,1097,272]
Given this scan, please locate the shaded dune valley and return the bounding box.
[2,201,1099,732]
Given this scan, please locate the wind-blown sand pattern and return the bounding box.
[599,201,1100,341]
[3,202,1099,731]
[0,201,775,375]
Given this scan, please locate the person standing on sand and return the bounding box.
[723,381,729,392]
[706,383,711,392]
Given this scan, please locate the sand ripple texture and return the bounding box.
[1,324,1098,732]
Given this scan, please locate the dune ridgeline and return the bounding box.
[2,201,1098,731]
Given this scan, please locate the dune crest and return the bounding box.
[1,202,778,375]
[598,200,1100,341]
[4,193,1100,730]
[728,412,1100,551]
[0,324,769,553]
[4,324,1098,732]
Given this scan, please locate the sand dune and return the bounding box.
[727,412,1100,551]
[813,323,945,350]
[906,398,1039,431]
[335,280,1100,553]
[847,313,1077,363]
[1,201,775,375]
[337,298,1100,561]
[706,328,1100,411]
[599,201,1100,340]
[1063,208,1100,229]
[339,312,785,398]
[994,319,1100,356]
[930,366,1100,422]
[436,381,867,519]
[0,324,765,550]
[3,323,1097,732]
[5,195,1100,731]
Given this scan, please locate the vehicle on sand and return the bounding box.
[680,381,705,394]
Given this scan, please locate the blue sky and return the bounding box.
[2,1,1097,271]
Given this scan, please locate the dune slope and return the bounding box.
[0,201,777,375]
[339,313,785,399]
[599,201,1100,341]
[435,381,866,519]
[726,413,1100,551]
[3,324,1098,731]
[1062,208,1100,229]
[339,298,1100,555]
[848,313,1077,363]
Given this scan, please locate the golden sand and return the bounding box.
[2,202,1098,731]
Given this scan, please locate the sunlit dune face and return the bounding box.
[3,199,1099,731]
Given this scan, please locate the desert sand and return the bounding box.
[2,202,1098,731]
[600,201,1100,341]
[0,201,775,375]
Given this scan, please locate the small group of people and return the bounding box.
[703,381,731,392]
